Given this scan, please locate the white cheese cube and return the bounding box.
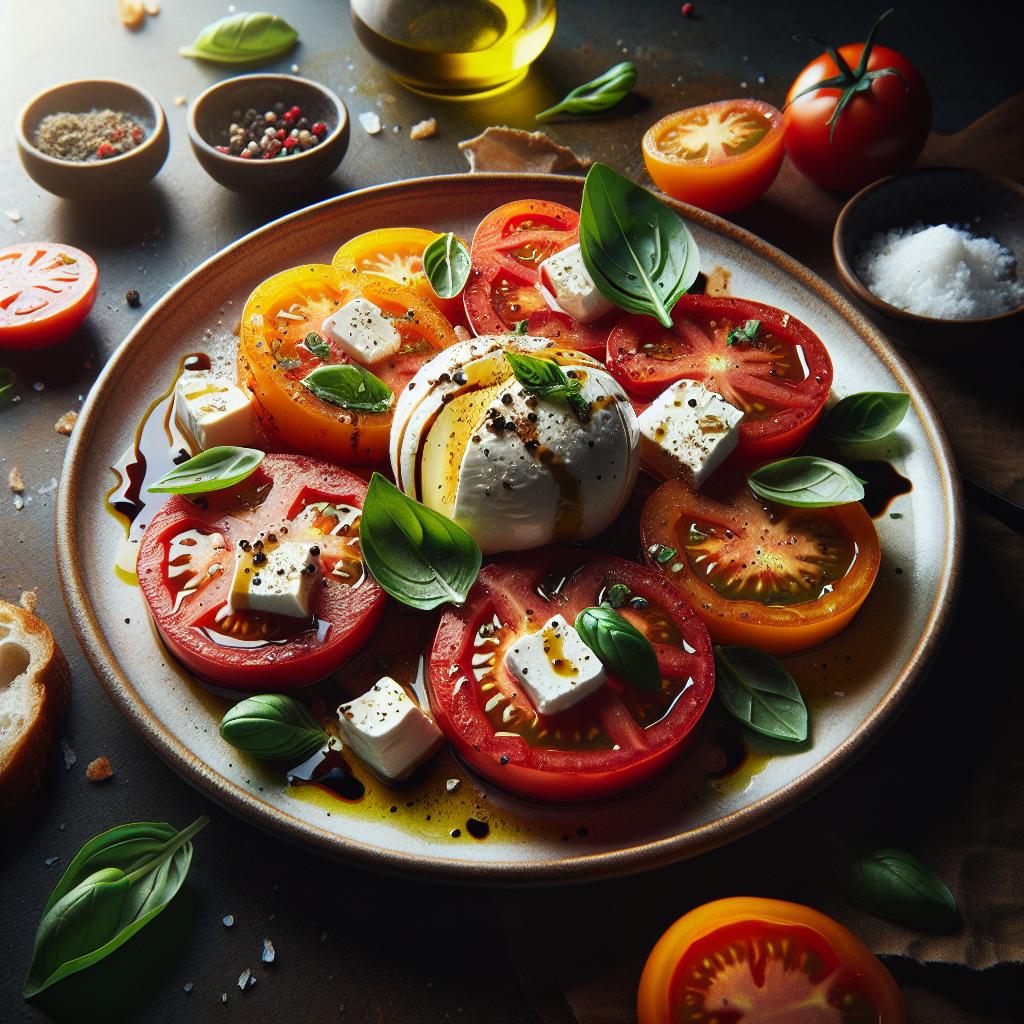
[229,540,322,619]
[503,614,606,717]
[337,676,443,781]
[175,372,256,451]
[322,298,401,364]
[638,380,743,488]
[538,243,617,324]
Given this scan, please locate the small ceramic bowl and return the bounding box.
[188,74,349,193]
[833,167,1024,341]
[15,79,169,201]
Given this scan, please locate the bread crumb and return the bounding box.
[174,95,187,107]
[55,411,78,435]
[118,0,144,30]
[86,756,114,782]
[410,118,438,140]
[144,0,160,13]
[8,466,24,493]
[19,590,37,613]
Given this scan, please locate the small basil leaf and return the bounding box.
[713,645,808,742]
[180,12,298,64]
[836,847,961,933]
[24,817,208,999]
[301,364,393,413]
[535,61,638,122]
[726,319,760,346]
[748,457,865,508]
[422,232,471,300]
[504,350,591,423]
[359,473,481,611]
[511,320,529,335]
[303,331,331,360]
[818,392,911,445]
[575,605,662,693]
[147,446,265,495]
[579,162,700,328]
[220,694,328,763]
[0,367,16,402]
[647,543,677,565]
[605,582,631,608]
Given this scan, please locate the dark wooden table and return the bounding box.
[2,2,1022,1021]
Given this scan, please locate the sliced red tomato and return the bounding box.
[638,897,907,1024]
[608,295,833,462]
[427,551,714,800]
[137,454,386,690]
[0,243,98,350]
[642,99,785,214]
[464,199,615,358]
[640,471,880,655]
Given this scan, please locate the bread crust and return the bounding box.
[0,600,71,813]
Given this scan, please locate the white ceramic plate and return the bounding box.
[57,174,961,883]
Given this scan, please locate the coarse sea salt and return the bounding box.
[855,223,1024,320]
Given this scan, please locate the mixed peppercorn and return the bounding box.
[217,103,329,160]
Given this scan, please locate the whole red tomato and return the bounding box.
[784,11,931,192]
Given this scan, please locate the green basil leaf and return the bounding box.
[747,457,865,508]
[605,582,631,608]
[714,645,808,742]
[303,331,331,360]
[575,605,662,693]
[535,61,638,122]
[726,319,760,346]
[836,847,961,932]
[504,350,591,422]
[220,694,328,763]
[24,817,208,999]
[359,473,481,611]
[818,392,911,445]
[301,364,393,413]
[511,320,529,335]
[0,367,15,402]
[579,163,700,328]
[180,11,298,64]
[647,543,677,565]
[422,232,471,300]
[147,446,265,495]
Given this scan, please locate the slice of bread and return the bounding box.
[0,599,70,812]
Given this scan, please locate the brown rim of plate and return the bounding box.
[55,173,964,886]
[15,78,167,169]
[832,167,1024,327]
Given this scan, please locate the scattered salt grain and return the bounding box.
[173,96,187,107]
[183,982,194,993]
[61,739,77,770]
[12,494,24,511]
[238,967,255,990]
[8,466,24,494]
[19,590,37,613]
[262,937,276,964]
[855,222,1024,319]
[359,111,382,135]
[223,914,235,928]
[6,210,22,223]
[291,64,301,74]
[445,778,460,793]
[45,855,60,867]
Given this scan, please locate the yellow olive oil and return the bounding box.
[351,0,556,97]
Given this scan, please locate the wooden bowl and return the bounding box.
[833,167,1024,342]
[188,74,349,194]
[15,79,169,201]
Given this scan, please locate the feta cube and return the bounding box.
[175,372,256,451]
[337,676,443,781]
[229,540,322,619]
[638,380,743,488]
[503,614,606,717]
[538,243,616,324]
[322,298,401,364]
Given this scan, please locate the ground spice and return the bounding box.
[35,109,147,162]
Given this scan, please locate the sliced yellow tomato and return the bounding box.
[332,227,468,326]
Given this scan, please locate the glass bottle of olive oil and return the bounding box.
[351,0,557,98]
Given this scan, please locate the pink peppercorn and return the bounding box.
[312,122,327,137]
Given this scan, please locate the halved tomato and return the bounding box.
[463,199,615,358]
[642,99,786,214]
[640,472,880,654]
[427,551,714,800]
[238,266,457,465]
[608,295,833,463]
[0,242,98,350]
[137,454,386,690]
[332,227,469,327]
[638,897,906,1024]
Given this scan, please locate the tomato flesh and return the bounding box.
[641,473,880,655]
[643,100,785,214]
[427,551,714,800]
[608,295,833,463]
[137,454,386,690]
[0,243,98,350]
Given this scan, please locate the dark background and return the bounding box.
[1,1,1022,1021]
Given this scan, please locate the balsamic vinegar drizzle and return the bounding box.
[849,459,913,518]
[287,747,366,802]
